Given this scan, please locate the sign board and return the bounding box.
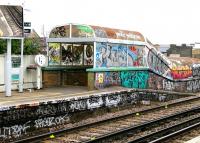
[12,56,21,68]
[24,29,31,34]
[0,5,23,37]
[24,22,31,27]
[12,74,19,81]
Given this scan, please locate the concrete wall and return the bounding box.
[0,89,191,141]
[93,70,200,93]
[0,55,47,92]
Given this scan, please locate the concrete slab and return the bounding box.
[0,86,127,107]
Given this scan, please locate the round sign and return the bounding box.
[35,54,46,67]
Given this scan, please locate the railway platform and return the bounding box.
[0,86,198,142]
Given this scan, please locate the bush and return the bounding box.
[0,38,41,55]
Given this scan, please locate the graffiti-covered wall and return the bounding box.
[94,70,200,92]
[95,42,145,68]
[48,43,93,66]
[0,89,186,141]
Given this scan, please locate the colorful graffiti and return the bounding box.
[72,25,94,37]
[128,45,145,66]
[171,65,192,79]
[49,25,70,38]
[49,43,60,65]
[148,73,163,90]
[147,49,170,77]
[187,79,200,92]
[84,45,93,65]
[96,43,127,67]
[192,64,200,77]
[91,26,145,41]
[52,43,93,66]
[105,72,121,86]
[95,72,121,88]
[61,44,73,65]
[73,44,83,65]
[120,71,149,89]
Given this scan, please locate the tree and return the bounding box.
[24,38,40,55]
[0,38,41,55]
[0,39,6,54]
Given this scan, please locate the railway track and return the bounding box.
[6,6,23,28]
[0,6,23,36]
[13,95,200,143]
[160,122,200,143]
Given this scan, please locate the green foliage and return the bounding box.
[24,38,40,55]
[0,38,41,55]
[0,39,6,54]
[11,39,21,54]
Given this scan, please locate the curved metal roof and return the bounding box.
[49,24,145,42]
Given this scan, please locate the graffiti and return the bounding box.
[1,103,69,125]
[61,44,73,65]
[72,25,93,37]
[121,71,149,89]
[96,43,127,67]
[128,45,144,66]
[69,100,87,112]
[34,114,70,128]
[93,27,107,38]
[95,73,105,89]
[163,80,174,91]
[148,73,163,90]
[105,72,121,86]
[49,25,70,38]
[84,45,93,65]
[171,65,192,79]
[87,96,103,109]
[49,43,61,65]
[105,94,121,107]
[187,79,200,92]
[120,92,140,105]
[2,108,35,124]
[147,49,171,77]
[192,64,200,77]
[36,103,69,116]
[0,121,30,139]
[73,44,84,65]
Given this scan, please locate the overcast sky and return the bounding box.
[0,0,200,44]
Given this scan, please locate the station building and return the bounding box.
[44,23,200,92]
[44,24,145,88]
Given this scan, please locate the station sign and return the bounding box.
[24,22,31,27]
[24,29,31,34]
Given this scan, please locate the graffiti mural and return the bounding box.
[84,45,93,65]
[187,79,200,92]
[192,64,200,77]
[96,43,127,67]
[105,72,121,86]
[171,65,192,79]
[49,43,60,65]
[61,44,73,65]
[73,44,83,65]
[49,25,70,38]
[121,71,149,89]
[148,73,163,90]
[72,25,94,37]
[95,73,105,88]
[147,49,170,77]
[95,72,121,88]
[128,45,145,66]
